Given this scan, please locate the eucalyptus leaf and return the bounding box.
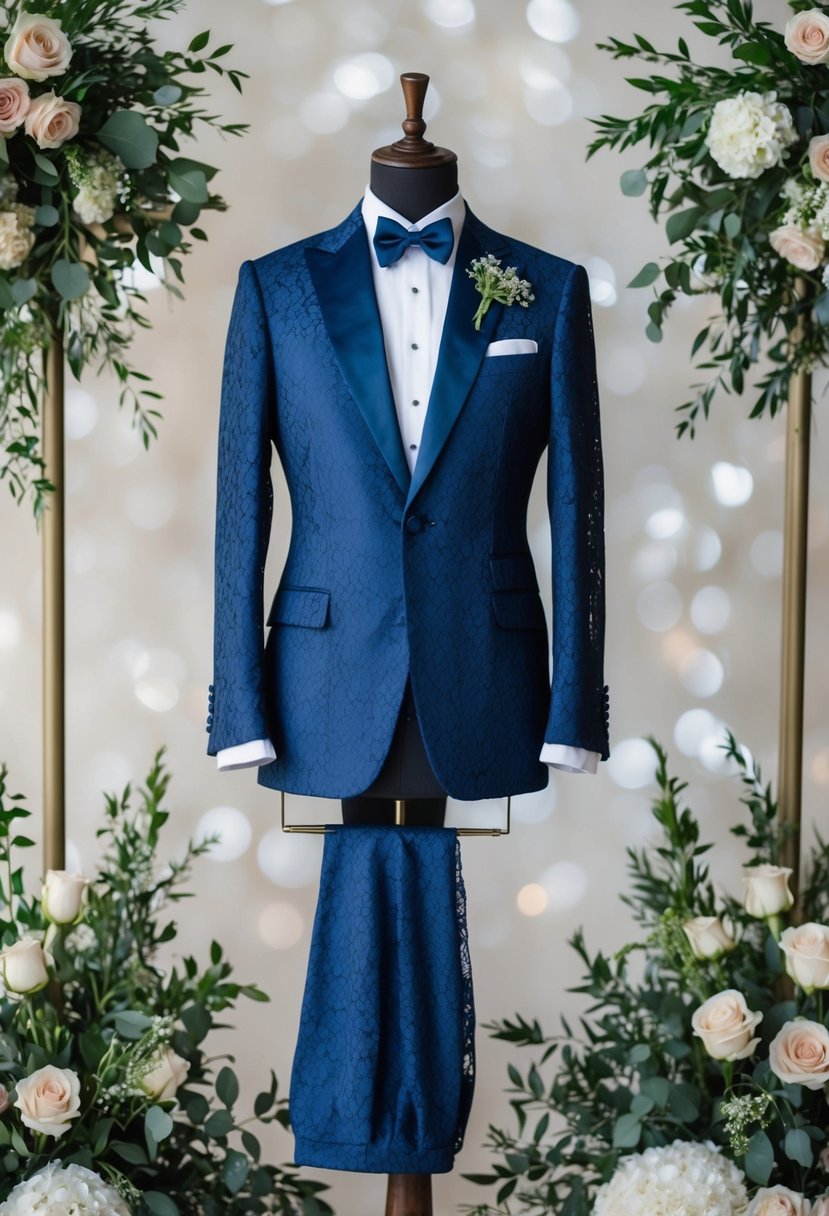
[97,109,159,169]
[746,1130,774,1185]
[621,168,647,197]
[784,1127,813,1167]
[35,204,59,227]
[217,1065,239,1107]
[223,1148,249,1194]
[628,262,661,288]
[51,259,89,301]
[144,1194,180,1216]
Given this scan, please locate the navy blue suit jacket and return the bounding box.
[207,202,609,800]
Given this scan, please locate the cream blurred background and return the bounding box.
[2,0,827,1210]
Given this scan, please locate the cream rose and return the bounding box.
[770,224,825,271]
[770,1019,829,1089]
[780,923,829,993]
[42,869,90,925]
[747,1185,812,1216]
[785,10,829,65]
[3,13,72,82]
[140,1046,190,1101]
[23,89,80,150]
[0,1084,9,1116]
[742,864,795,918]
[811,1197,829,1216]
[691,989,763,1061]
[683,916,737,961]
[0,77,29,134]
[13,1065,81,1137]
[0,936,50,994]
[0,204,36,271]
[810,135,829,183]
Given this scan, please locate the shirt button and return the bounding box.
[411,286,419,294]
[410,444,417,451]
[411,342,419,350]
[412,399,420,406]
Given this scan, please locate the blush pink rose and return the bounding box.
[785,10,829,64]
[0,77,30,134]
[691,989,763,1061]
[810,135,829,183]
[3,13,72,82]
[770,1019,829,1089]
[23,90,80,149]
[769,225,825,271]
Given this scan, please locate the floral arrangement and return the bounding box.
[0,1,248,515]
[0,754,332,1215]
[467,254,534,330]
[589,1,829,436]
[463,738,829,1215]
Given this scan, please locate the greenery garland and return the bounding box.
[590,0,829,436]
[464,739,829,1215]
[0,1,247,515]
[0,753,332,1215]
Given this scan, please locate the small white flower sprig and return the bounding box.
[466,253,534,331]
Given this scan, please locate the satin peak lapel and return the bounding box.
[406,210,509,507]
[305,217,410,497]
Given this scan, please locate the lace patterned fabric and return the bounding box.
[289,826,475,1174]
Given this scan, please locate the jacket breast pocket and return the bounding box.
[267,586,330,629]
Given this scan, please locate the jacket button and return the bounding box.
[404,515,424,534]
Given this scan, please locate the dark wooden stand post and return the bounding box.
[385,799,434,1216]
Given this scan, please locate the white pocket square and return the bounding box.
[484,338,538,357]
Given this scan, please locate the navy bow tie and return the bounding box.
[372,215,455,268]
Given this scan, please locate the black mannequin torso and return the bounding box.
[369,160,459,222]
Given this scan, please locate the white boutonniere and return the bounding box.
[467,254,535,331]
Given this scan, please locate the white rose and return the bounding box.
[140,1046,190,1101]
[0,1083,9,1115]
[0,203,35,271]
[0,76,29,134]
[13,1065,81,1137]
[770,1019,829,1089]
[748,1185,812,1216]
[23,89,80,150]
[3,12,72,81]
[785,9,829,65]
[42,869,90,925]
[691,989,763,1061]
[779,923,829,993]
[0,936,50,994]
[742,864,794,918]
[683,916,737,961]
[811,1197,829,1216]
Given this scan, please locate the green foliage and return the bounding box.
[590,0,829,436]
[0,0,250,516]
[0,755,332,1214]
[463,739,829,1214]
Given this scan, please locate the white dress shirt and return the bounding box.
[217,186,599,777]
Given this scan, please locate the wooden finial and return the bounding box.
[372,71,457,169]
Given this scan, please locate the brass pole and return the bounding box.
[42,314,66,873]
[777,277,811,903]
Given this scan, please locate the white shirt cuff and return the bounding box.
[540,744,599,775]
[216,739,276,771]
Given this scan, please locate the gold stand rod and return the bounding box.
[43,316,66,874]
[280,791,511,836]
[778,291,811,901]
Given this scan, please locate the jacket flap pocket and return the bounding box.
[490,554,539,592]
[267,586,330,628]
[492,591,547,631]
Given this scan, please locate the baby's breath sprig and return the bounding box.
[720,1093,773,1157]
[467,253,535,331]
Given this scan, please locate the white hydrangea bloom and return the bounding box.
[0,1161,131,1215]
[593,1140,749,1216]
[0,203,36,270]
[70,149,123,224]
[706,91,797,179]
